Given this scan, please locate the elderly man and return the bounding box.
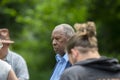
[0,28,29,80]
[50,24,75,80]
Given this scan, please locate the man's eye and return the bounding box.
[55,38,59,40]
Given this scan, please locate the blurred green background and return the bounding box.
[0,0,120,80]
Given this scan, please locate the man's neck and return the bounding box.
[77,51,100,62]
[0,49,8,60]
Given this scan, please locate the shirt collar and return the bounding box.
[55,53,69,62]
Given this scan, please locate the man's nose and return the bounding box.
[52,39,57,45]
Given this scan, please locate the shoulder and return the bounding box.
[64,65,85,74]
[8,50,24,59]
[60,65,84,80]
[0,60,11,80]
[0,59,10,66]
[0,59,11,71]
[7,50,26,63]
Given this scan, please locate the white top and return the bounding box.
[0,59,11,80]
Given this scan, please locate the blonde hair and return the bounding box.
[74,21,97,48]
[66,21,98,54]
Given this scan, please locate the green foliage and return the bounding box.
[1,0,120,80]
[88,0,120,53]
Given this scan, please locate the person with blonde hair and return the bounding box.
[60,21,120,80]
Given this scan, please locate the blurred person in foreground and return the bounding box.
[50,24,75,80]
[60,22,120,80]
[0,59,18,80]
[0,28,29,80]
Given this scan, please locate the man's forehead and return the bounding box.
[52,30,65,36]
[51,29,66,38]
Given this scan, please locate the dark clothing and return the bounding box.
[65,61,71,69]
[60,57,120,80]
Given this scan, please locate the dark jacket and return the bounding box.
[60,57,120,80]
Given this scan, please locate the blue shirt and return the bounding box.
[50,53,69,80]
